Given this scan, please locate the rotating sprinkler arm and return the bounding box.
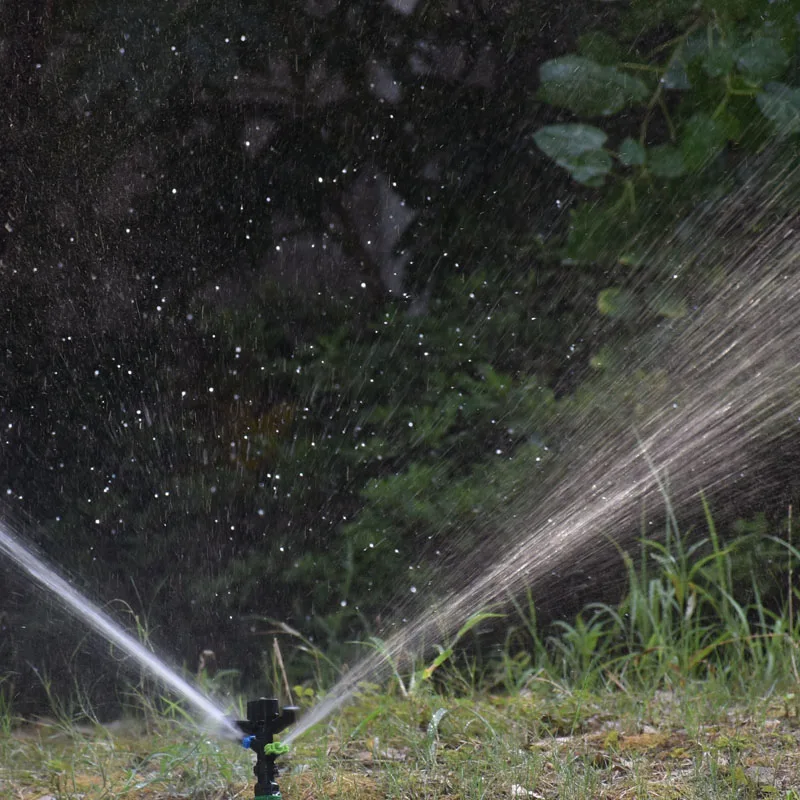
[237,698,298,800]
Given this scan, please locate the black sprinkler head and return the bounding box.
[236,697,298,800]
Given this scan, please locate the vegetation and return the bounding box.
[4,0,800,790]
[2,0,800,712]
[3,510,800,798]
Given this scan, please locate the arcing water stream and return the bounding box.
[284,157,800,743]
[0,524,241,740]
[1,154,799,748]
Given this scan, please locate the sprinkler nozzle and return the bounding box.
[236,698,298,800]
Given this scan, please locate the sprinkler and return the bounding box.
[237,697,298,800]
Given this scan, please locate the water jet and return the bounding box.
[0,524,302,796]
[0,522,240,740]
[283,158,800,744]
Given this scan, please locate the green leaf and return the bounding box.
[597,288,637,319]
[680,113,728,172]
[618,137,646,166]
[533,124,613,184]
[590,345,621,371]
[682,30,709,63]
[716,109,743,141]
[662,58,691,90]
[422,648,453,680]
[647,291,687,319]
[422,611,503,680]
[538,56,649,116]
[703,42,735,78]
[566,150,614,186]
[735,38,788,83]
[681,27,733,78]
[647,144,686,178]
[566,201,633,263]
[756,82,800,134]
[533,124,608,160]
[453,611,504,643]
[476,363,511,395]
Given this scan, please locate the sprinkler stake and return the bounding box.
[237,697,298,800]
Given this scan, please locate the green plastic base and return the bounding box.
[254,795,281,800]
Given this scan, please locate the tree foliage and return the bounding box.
[1,0,799,699]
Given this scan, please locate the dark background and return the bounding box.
[2,0,799,714]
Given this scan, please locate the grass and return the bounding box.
[6,683,800,799]
[3,506,800,799]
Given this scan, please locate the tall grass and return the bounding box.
[7,502,799,743]
[344,500,800,705]
[5,504,800,800]
[505,500,800,698]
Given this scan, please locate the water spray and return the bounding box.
[0,523,241,739]
[282,156,800,743]
[0,525,302,795]
[236,698,298,800]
